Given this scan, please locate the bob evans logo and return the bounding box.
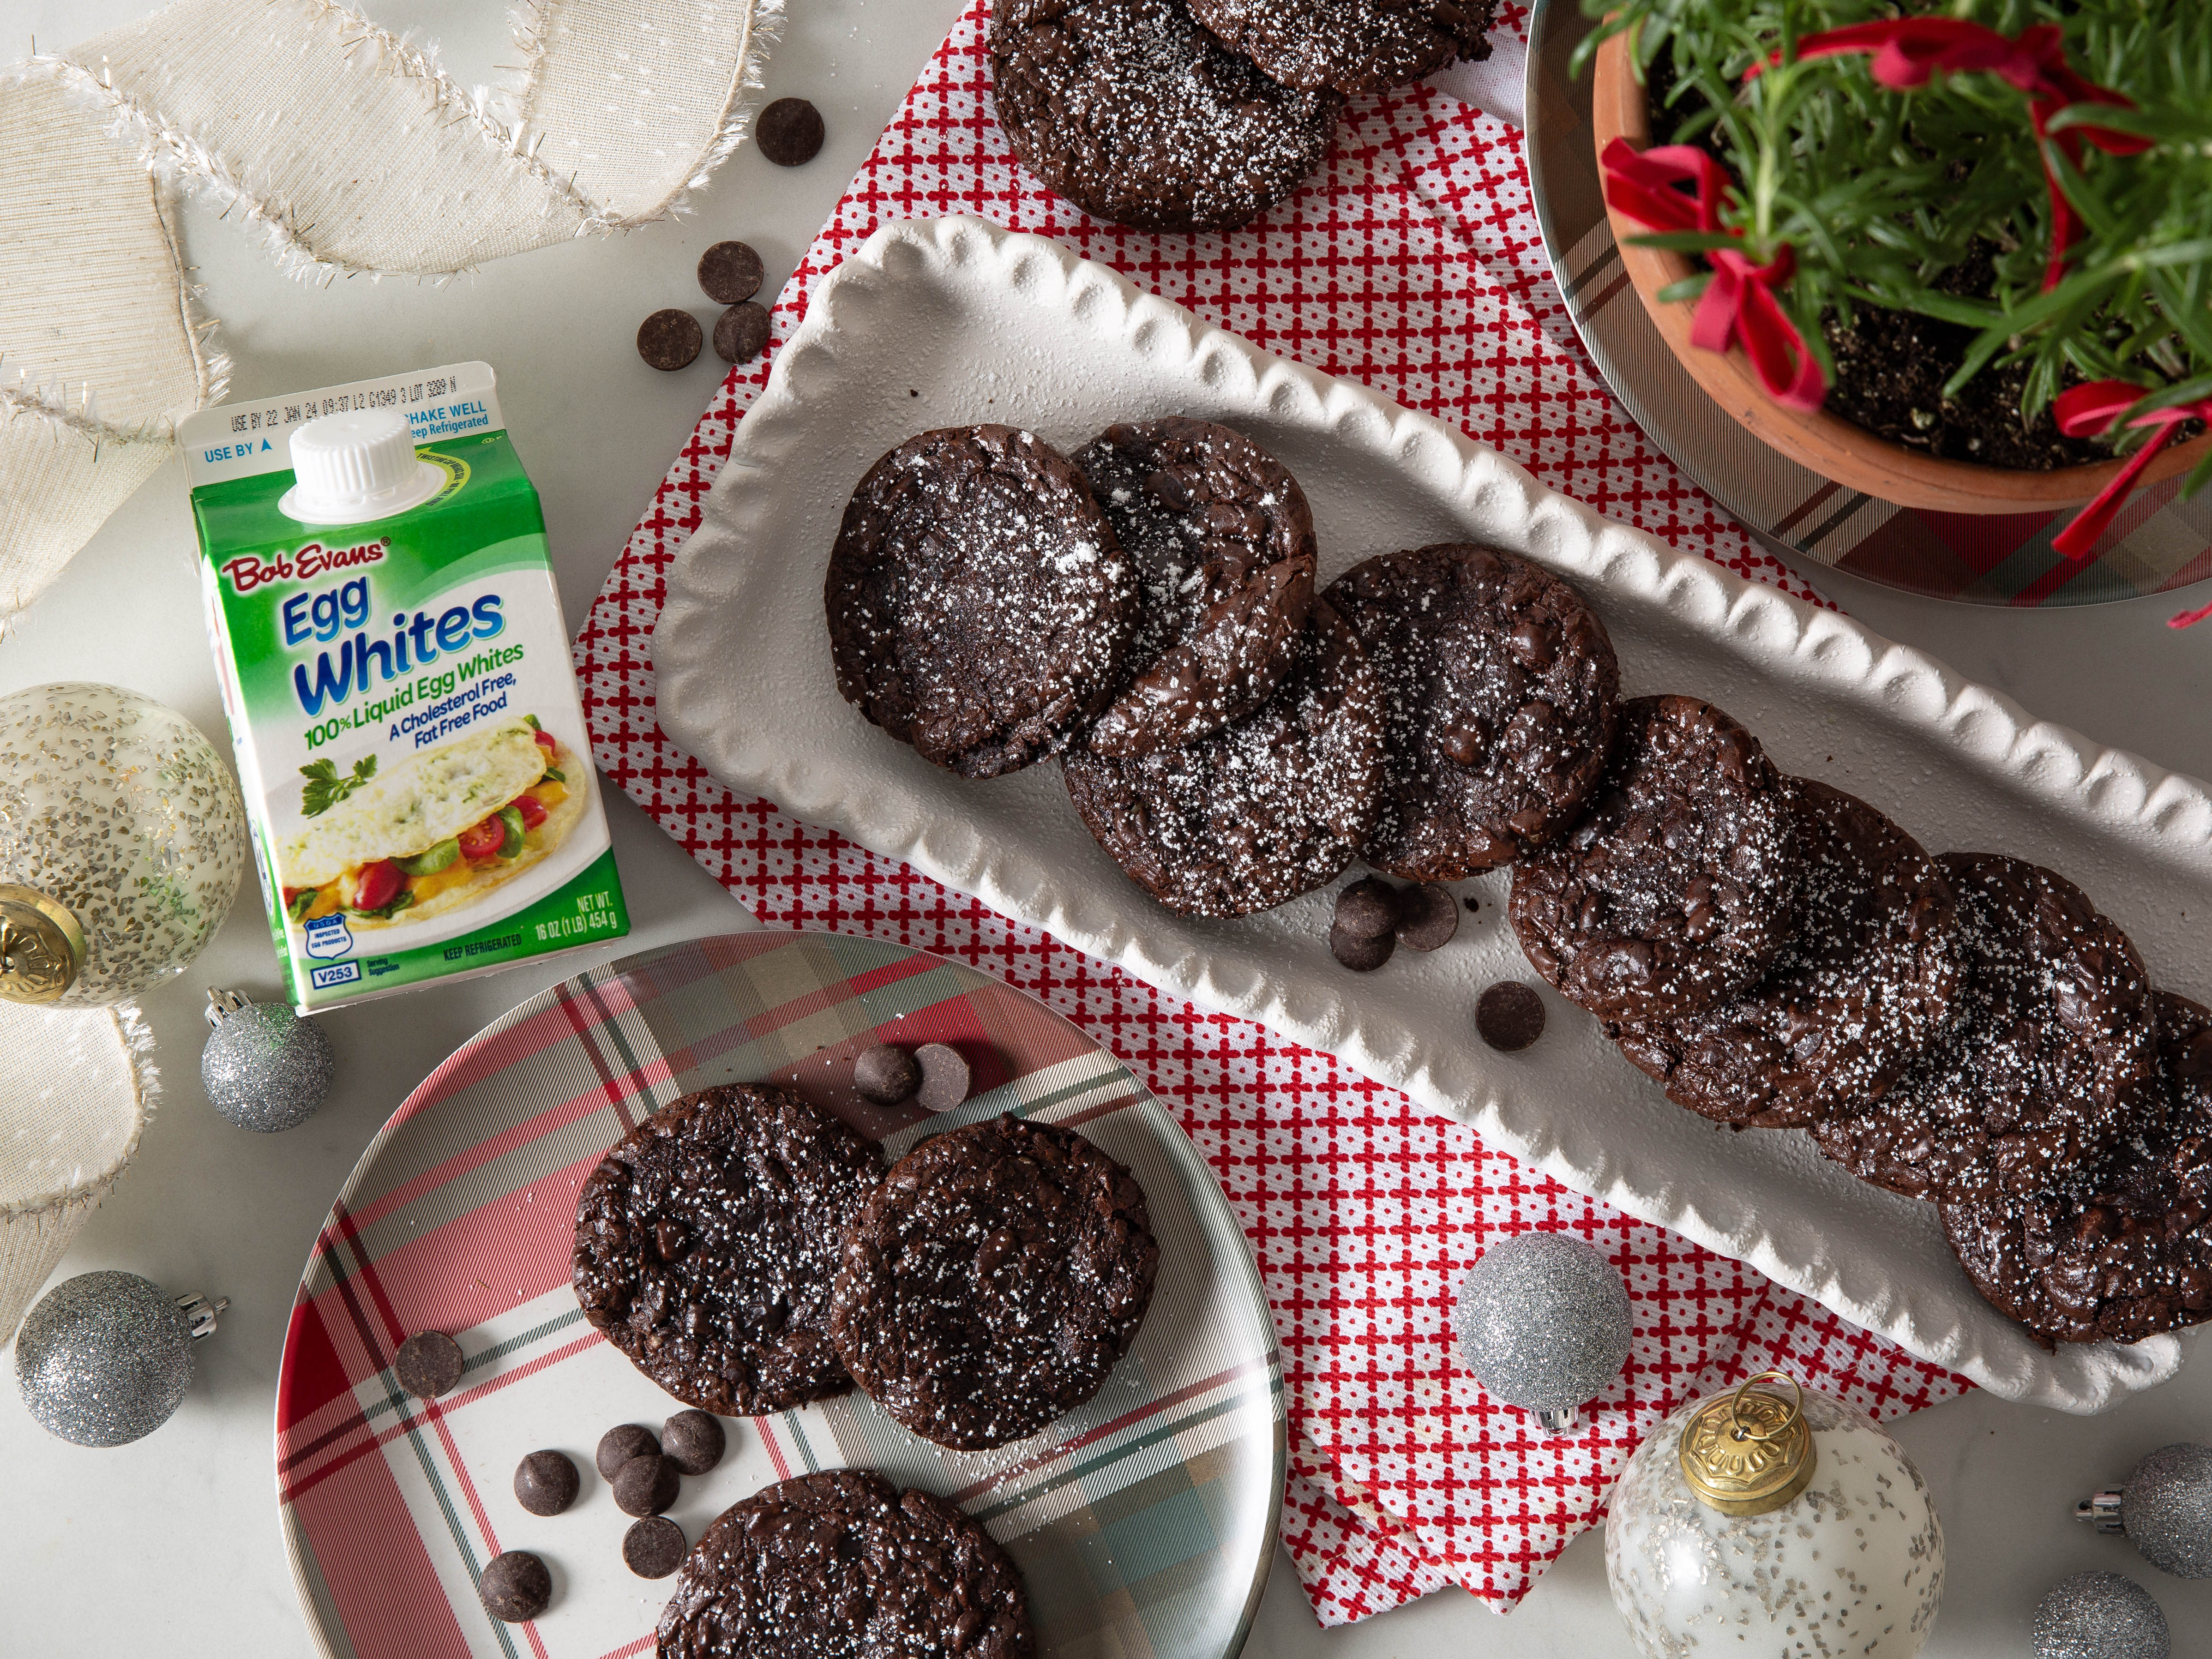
[223,540,390,595]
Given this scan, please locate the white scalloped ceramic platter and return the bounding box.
[656,215,2211,1413]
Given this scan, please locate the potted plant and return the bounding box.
[1578,0,2212,580]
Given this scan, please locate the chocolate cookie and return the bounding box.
[826,425,1136,779]
[657,1470,1033,1659]
[1076,419,1317,756]
[1611,781,1963,1128]
[1811,855,2155,1203]
[1508,696,1800,1022]
[829,1116,1157,1450]
[1184,0,1497,93]
[1943,993,2212,1346]
[1324,543,1619,880]
[989,0,1342,232]
[1063,601,1383,915]
[573,1085,884,1416]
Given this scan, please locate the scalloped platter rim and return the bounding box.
[653,213,2212,1414]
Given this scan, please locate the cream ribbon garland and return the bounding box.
[0,0,777,617]
[0,999,158,1345]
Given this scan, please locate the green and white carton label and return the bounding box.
[183,362,629,1013]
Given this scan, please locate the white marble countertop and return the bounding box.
[1,2,2207,1653]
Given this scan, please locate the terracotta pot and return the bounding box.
[1589,30,2212,514]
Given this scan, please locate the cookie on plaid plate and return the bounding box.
[658,1469,1034,1659]
[572,1084,884,1416]
[829,1114,1157,1450]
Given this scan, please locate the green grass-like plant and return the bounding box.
[1577,0,2211,481]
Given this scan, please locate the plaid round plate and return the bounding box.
[274,930,1285,1659]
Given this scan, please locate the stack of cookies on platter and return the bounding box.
[823,419,1616,921]
[986,0,1498,231]
[822,416,2212,1356]
[1509,698,2211,1354]
[571,1081,1157,1657]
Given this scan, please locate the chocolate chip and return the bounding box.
[478,1550,552,1623]
[513,1450,579,1516]
[596,1423,659,1481]
[697,239,764,305]
[1395,884,1460,952]
[613,1453,681,1516]
[1464,896,1480,913]
[1334,878,1401,940]
[623,1515,688,1579]
[756,96,824,166]
[1330,920,1395,972]
[1477,982,1546,1052]
[394,1331,464,1399]
[854,1043,921,1105]
[637,308,703,371]
[713,301,771,365]
[914,1043,971,1113]
[661,1409,726,1476]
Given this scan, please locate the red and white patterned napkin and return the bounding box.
[574,0,1969,1624]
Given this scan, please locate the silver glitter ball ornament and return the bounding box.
[2032,1572,2169,1659]
[2124,1444,2212,1580]
[1452,1231,1633,1433]
[2077,1443,2212,1578]
[14,1271,226,1447]
[201,988,333,1132]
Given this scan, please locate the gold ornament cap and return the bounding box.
[1678,1369,1818,1516]
[0,883,87,1004]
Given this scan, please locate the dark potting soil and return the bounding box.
[1818,297,2112,472]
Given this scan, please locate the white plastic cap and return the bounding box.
[277,409,447,526]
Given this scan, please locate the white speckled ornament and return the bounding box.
[0,683,246,1005]
[1606,1385,1945,1659]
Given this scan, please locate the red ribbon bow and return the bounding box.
[2049,383,2212,593]
[1598,138,1827,411]
[1760,20,2151,292]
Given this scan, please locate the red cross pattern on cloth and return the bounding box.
[573,0,1968,1625]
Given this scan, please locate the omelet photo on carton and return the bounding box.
[184,363,630,1012]
[279,716,587,930]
